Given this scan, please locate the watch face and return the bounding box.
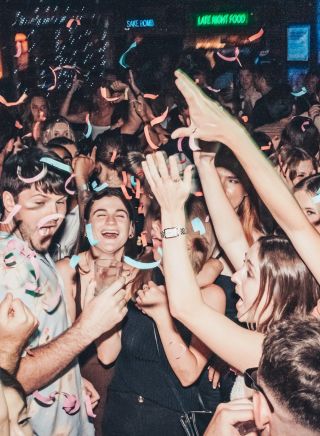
[164,227,179,238]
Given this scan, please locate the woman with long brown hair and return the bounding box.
[141,152,320,384]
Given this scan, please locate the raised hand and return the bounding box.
[136,282,169,321]
[141,152,193,213]
[171,70,243,144]
[79,277,128,341]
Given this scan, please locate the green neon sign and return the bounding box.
[195,12,250,27]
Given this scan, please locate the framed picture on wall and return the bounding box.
[287,24,310,61]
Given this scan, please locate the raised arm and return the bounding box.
[59,76,87,124]
[172,70,320,284]
[194,151,249,271]
[142,153,263,373]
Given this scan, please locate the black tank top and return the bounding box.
[109,268,203,412]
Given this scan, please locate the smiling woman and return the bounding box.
[56,187,137,435]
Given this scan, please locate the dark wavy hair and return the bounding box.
[248,235,320,333]
[259,317,320,432]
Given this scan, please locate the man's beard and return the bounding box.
[16,221,51,254]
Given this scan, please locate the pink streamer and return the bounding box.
[64,174,76,195]
[301,121,310,132]
[144,125,159,150]
[150,107,169,127]
[143,93,159,100]
[17,164,47,183]
[62,393,81,415]
[42,286,62,313]
[37,214,64,229]
[217,47,242,67]
[0,204,21,224]
[85,394,96,418]
[248,28,264,42]
[121,184,133,200]
[177,137,184,152]
[66,18,81,28]
[33,390,58,405]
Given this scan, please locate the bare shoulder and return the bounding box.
[200,284,226,314]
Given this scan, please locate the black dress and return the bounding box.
[102,269,215,436]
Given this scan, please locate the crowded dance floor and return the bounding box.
[0,0,319,435]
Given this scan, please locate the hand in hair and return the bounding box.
[142,152,193,213]
[0,293,38,374]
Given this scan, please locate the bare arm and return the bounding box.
[136,282,225,386]
[59,78,87,124]
[17,277,128,394]
[96,327,122,366]
[17,318,92,394]
[142,152,264,373]
[195,152,249,270]
[172,70,320,284]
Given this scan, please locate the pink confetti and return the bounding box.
[66,18,81,28]
[17,164,47,183]
[144,125,159,150]
[205,215,210,223]
[177,137,184,152]
[193,192,204,197]
[0,204,21,225]
[33,390,58,405]
[85,394,96,418]
[0,92,28,107]
[150,107,169,127]
[143,93,159,100]
[248,28,264,42]
[36,213,64,229]
[64,174,76,195]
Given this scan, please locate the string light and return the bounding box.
[13,5,112,91]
